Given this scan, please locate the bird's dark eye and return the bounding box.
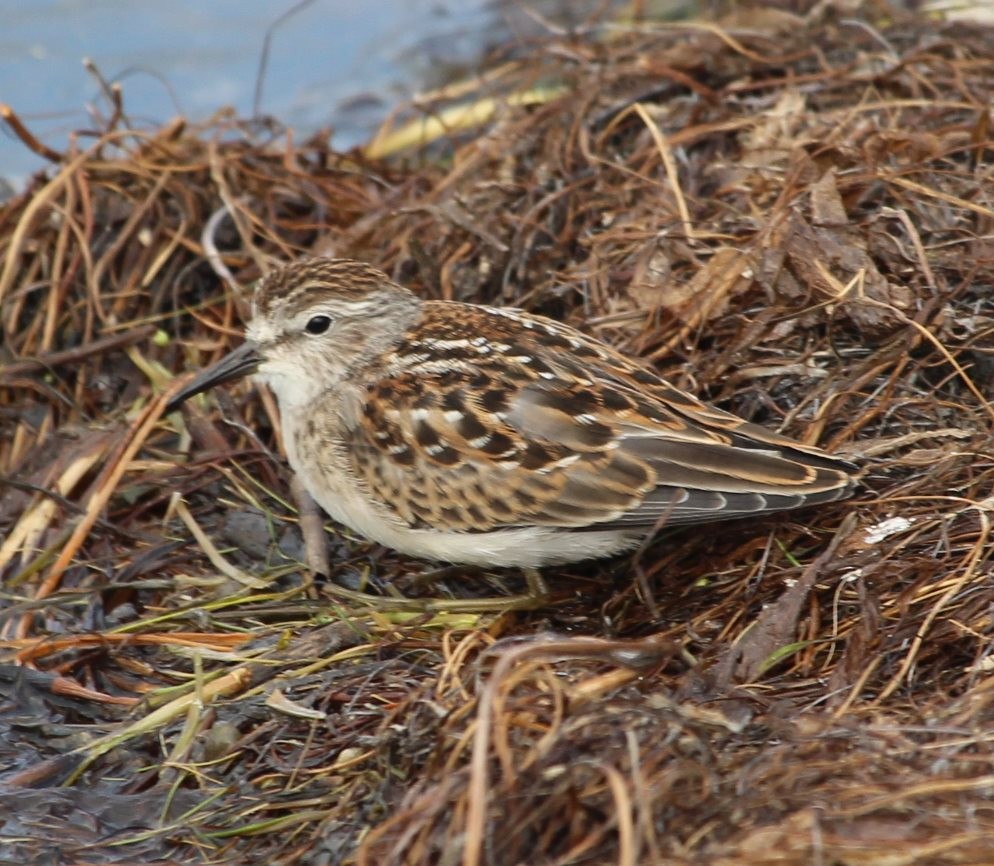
[305,314,333,335]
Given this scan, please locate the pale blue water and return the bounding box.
[0,0,504,185]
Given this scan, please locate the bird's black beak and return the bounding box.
[166,342,261,412]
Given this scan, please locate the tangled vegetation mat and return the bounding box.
[3,2,994,863]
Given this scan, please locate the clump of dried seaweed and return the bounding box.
[3,2,994,864]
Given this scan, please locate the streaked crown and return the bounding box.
[251,258,415,324]
[246,258,421,407]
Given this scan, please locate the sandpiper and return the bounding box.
[168,258,857,569]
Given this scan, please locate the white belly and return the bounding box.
[283,416,642,568]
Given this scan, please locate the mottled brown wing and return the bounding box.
[345,303,856,533]
[346,367,632,531]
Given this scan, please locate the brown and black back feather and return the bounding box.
[345,303,857,534]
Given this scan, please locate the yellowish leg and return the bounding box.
[397,565,551,612]
[523,567,549,604]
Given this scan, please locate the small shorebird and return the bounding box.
[168,258,856,569]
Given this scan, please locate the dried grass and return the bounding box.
[3,2,994,863]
